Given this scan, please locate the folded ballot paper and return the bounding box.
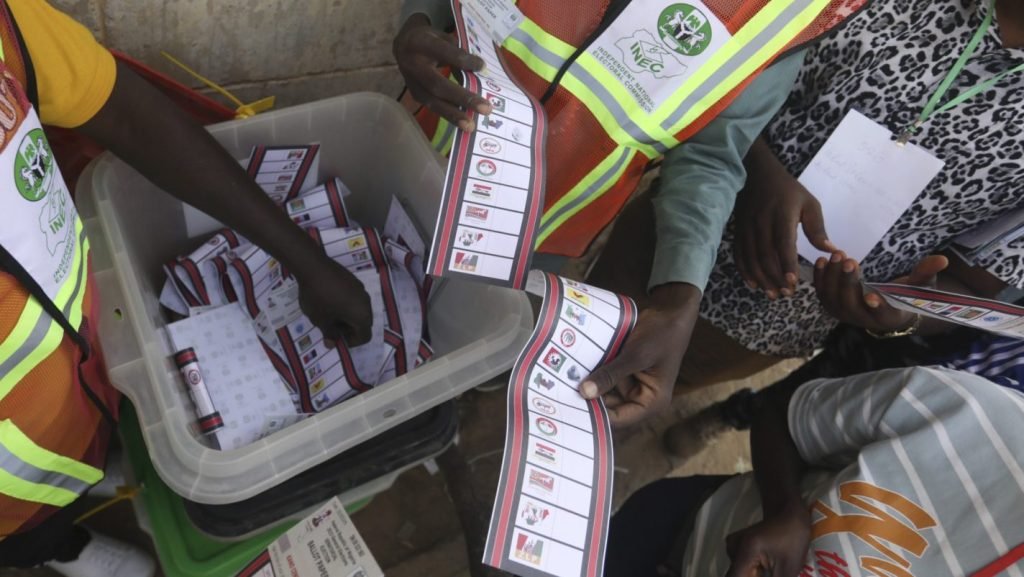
[162,144,433,449]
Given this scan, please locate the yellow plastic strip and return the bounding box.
[160,51,276,118]
[0,420,102,485]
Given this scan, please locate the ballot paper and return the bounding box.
[428,0,547,289]
[183,145,322,237]
[248,145,321,205]
[870,283,1024,339]
[162,229,249,311]
[797,110,945,263]
[166,303,299,450]
[234,497,383,577]
[286,178,353,231]
[484,272,637,577]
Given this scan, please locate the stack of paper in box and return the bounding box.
[160,145,432,450]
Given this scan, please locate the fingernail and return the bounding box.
[581,382,598,399]
[746,280,758,290]
[766,289,778,300]
[815,258,827,270]
[457,120,470,131]
[843,260,855,273]
[785,273,798,285]
[866,298,880,309]
[464,121,476,132]
[781,287,793,297]
[831,252,843,263]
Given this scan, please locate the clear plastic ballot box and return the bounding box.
[76,93,533,505]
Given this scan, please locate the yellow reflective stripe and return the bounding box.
[0,421,102,485]
[505,34,559,82]
[431,117,454,152]
[659,0,831,134]
[0,467,78,507]
[0,223,89,398]
[535,146,636,247]
[571,54,678,148]
[558,73,662,158]
[0,300,45,397]
[652,0,800,123]
[512,18,575,60]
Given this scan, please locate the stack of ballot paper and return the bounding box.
[161,145,433,449]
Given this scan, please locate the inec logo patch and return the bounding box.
[15,129,54,202]
[658,4,714,56]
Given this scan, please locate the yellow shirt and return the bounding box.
[5,0,116,128]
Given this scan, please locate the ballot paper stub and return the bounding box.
[428,0,547,290]
[870,283,1024,339]
[484,271,637,577]
[234,497,383,577]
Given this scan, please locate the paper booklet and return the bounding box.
[427,0,547,290]
[484,271,637,577]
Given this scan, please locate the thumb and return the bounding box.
[580,352,643,400]
[800,197,837,253]
[907,255,949,286]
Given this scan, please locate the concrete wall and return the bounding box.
[53,0,405,109]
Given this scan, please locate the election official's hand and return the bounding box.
[394,13,492,131]
[292,254,373,346]
[813,253,948,334]
[735,138,837,299]
[579,283,699,428]
[724,501,812,577]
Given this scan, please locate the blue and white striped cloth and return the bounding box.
[941,334,1024,393]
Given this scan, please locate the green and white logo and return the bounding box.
[658,4,713,56]
[14,129,54,202]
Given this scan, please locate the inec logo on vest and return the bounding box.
[14,129,71,257]
[614,3,714,80]
[658,4,714,56]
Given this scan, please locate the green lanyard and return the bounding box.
[897,0,1024,144]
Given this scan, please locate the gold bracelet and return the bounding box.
[866,314,922,339]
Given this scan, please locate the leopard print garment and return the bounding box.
[700,0,1024,357]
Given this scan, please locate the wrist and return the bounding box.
[649,282,701,313]
[765,496,810,527]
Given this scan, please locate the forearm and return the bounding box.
[79,62,325,275]
[750,385,807,518]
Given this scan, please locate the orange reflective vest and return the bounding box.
[415,0,869,257]
[0,2,119,538]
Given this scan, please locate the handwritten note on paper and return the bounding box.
[796,109,945,263]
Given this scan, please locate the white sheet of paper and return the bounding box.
[384,196,426,257]
[797,109,945,263]
[166,304,298,450]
